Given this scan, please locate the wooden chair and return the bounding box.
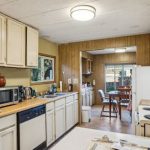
[118,87,132,120]
[98,89,118,117]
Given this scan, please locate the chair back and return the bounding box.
[98,89,105,102]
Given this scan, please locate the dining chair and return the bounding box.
[98,89,118,117]
[118,89,132,120]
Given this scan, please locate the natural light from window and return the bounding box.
[105,64,134,92]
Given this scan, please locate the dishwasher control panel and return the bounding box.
[17,105,46,123]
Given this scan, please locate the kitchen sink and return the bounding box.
[55,93,67,96]
[39,92,67,99]
[44,95,58,98]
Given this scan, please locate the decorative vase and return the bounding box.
[0,74,6,87]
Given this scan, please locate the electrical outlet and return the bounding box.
[73,78,78,84]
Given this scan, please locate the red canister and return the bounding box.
[0,74,6,87]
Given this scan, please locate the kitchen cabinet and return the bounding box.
[89,90,94,106]
[66,100,74,130]
[55,99,66,139]
[92,90,95,105]
[0,14,6,65]
[0,13,39,68]
[26,26,39,67]
[66,95,78,130]
[0,114,17,150]
[85,91,90,106]
[0,126,17,150]
[46,103,55,146]
[82,88,94,106]
[74,100,79,124]
[82,58,93,75]
[82,51,93,75]
[7,19,25,67]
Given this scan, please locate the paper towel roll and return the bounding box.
[60,81,62,92]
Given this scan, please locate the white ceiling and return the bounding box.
[88,46,137,55]
[0,0,150,43]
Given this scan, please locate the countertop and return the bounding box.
[138,105,150,125]
[39,92,78,102]
[0,98,48,118]
[0,92,78,118]
[51,127,150,150]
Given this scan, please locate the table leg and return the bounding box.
[109,95,111,118]
[119,97,121,120]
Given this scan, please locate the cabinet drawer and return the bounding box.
[74,94,78,100]
[0,114,16,130]
[55,98,65,107]
[46,102,54,111]
[66,95,74,104]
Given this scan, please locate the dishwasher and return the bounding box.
[17,105,46,150]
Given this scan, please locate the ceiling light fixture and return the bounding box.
[70,5,96,21]
[115,48,126,53]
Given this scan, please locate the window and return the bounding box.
[105,64,133,92]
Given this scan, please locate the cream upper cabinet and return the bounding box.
[0,15,6,65]
[7,19,25,67]
[26,26,39,67]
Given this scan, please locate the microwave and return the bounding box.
[0,86,19,107]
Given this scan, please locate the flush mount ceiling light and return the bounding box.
[115,48,126,53]
[70,5,96,21]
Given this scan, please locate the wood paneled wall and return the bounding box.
[92,52,136,104]
[59,34,150,92]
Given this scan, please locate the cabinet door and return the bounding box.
[26,27,39,67]
[0,126,17,150]
[55,106,66,139]
[86,92,90,106]
[46,110,55,146]
[0,15,6,65]
[66,102,74,130]
[74,100,79,124]
[92,91,95,105]
[82,94,86,106]
[89,91,93,106]
[7,19,25,66]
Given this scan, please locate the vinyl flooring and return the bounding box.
[79,105,134,135]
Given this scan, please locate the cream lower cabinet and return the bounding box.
[26,26,39,67]
[82,93,86,106]
[89,90,94,106]
[0,126,17,150]
[46,103,55,146]
[55,99,66,139]
[45,94,78,145]
[0,114,17,150]
[66,101,74,130]
[7,19,25,67]
[86,91,90,106]
[74,100,79,124]
[66,95,79,131]
[0,14,6,65]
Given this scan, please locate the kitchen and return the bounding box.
[0,1,150,150]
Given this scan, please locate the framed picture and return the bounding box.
[31,53,56,84]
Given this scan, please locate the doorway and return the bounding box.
[79,46,137,134]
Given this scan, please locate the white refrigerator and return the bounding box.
[132,66,150,134]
